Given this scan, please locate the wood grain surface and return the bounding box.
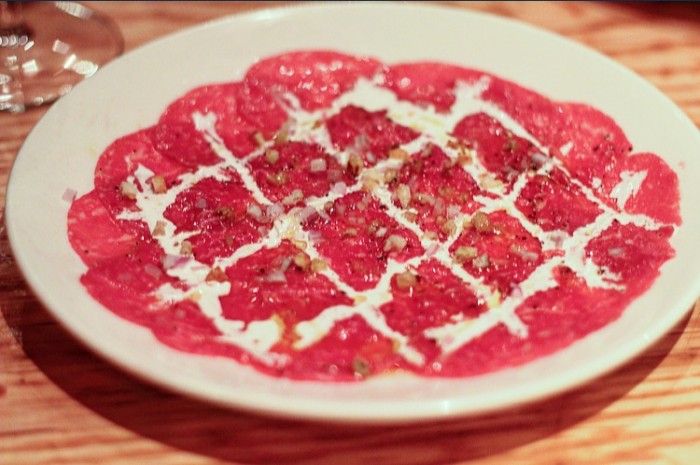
[1,2,700,464]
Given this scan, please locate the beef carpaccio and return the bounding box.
[67,51,680,381]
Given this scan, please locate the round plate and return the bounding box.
[6,3,700,423]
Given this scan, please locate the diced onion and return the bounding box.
[282,189,304,206]
[309,158,327,172]
[119,181,138,200]
[531,152,549,168]
[150,175,167,194]
[446,204,461,219]
[384,234,407,253]
[297,206,318,222]
[310,258,328,273]
[279,257,293,272]
[471,211,492,233]
[426,243,440,256]
[266,202,284,219]
[357,197,369,211]
[62,188,77,203]
[327,169,342,182]
[266,269,287,283]
[472,254,490,269]
[511,285,524,299]
[247,204,263,220]
[433,197,446,216]
[396,271,417,289]
[144,263,162,279]
[396,184,411,208]
[162,254,189,269]
[608,247,624,257]
[509,244,539,262]
[331,182,347,195]
[352,134,368,152]
[265,149,280,165]
[307,230,322,242]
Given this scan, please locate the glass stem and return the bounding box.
[0,2,29,112]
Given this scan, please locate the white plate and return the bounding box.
[6,3,700,423]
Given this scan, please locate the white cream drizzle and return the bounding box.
[611,170,648,210]
[113,74,670,368]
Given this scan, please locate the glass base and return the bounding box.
[0,2,123,111]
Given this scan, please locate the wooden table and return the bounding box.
[2,2,699,464]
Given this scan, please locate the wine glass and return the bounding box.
[0,1,123,112]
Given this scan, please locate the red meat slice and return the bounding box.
[554,103,633,191]
[244,50,382,111]
[602,152,681,225]
[248,141,354,207]
[274,315,409,381]
[81,237,169,296]
[453,112,546,185]
[450,210,543,295]
[482,78,633,193]
[325,105,419,165]
[380,259,487,364]
[163,170,269,265]
[515,167,602,234]
[585,220,675,295]
[481,76,563,144]
[146,299,224,353]
[82,243,222,351]
[94,128,190,235]
[445,266,624,376]
[80,237,180,328]
[304,191,423,291]
[67,190,138,267]
[382,62,485,112]
[220,240,352,324]
[153,82,288,167]
[389,144,483,240]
